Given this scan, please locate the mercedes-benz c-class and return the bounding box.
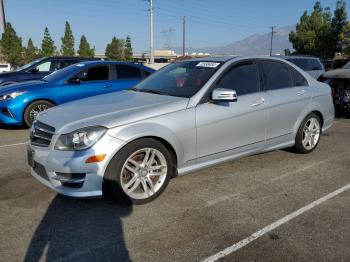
[27,56,334,204]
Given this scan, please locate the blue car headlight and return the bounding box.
[55,126,107,151]
[0,90,27,102]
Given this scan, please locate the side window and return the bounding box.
[308,59,323,71]
[290,67,308,86]
[215,62,260,96]
[116,65,141,79]
[36,61,52,72]
[78,66,109,82]
[59,60,79,70]
[262,61,293,90]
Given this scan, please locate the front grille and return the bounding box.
[30,121,56,147]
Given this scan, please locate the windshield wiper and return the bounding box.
[130,88,169,96]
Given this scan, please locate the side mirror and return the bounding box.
[28,68,39,73]
[211,88,237,102]
[68,78,81,84]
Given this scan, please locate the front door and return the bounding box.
[196,61,268,158]
[62,65,112,103]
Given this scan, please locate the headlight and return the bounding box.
[0,90,27,102]
[55,126,107,151]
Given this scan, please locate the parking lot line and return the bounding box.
[202,182,350,262]
[0,142,28,148]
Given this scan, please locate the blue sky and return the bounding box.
[5,0,350,54]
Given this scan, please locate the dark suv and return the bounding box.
[0,56,99,86]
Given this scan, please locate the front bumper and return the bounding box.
[28,133,127,197]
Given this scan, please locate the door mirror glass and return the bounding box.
[212,88,237,102]
[68,78,81,84]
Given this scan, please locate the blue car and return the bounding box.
[0,61,155,126]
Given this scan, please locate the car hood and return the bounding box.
[0,80,46,94]
[0,71,17,79]
[37,90,189,134]
[322,68,350,79]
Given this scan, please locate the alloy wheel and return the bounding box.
[120,148,168,200]
[302,117,321,150]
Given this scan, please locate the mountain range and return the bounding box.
[173,25,295,56]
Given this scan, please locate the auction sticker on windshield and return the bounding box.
[196,62,220,68]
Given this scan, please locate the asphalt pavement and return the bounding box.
[0,118,349,262]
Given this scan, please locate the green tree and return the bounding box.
[41,27,56,57]
[0,22,23,68]
[331,0,348,54]
[289,1,333,59]
[105,37,125,60]
[23,38,39,63]
[124,35,133,61]
[61,21,75,56]
[78,35,95,57]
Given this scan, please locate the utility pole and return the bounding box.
[182,16,186,57]
[149,0,154,64]
[270,26,276,56]
[0,0,6,33]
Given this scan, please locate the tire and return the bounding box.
[104,138,175,205]
[23,100,54,127]
[294,113,322,154]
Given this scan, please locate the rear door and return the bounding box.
[259,60,311,141]
[62,65,114,103]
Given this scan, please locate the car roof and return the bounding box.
[70,60,154,71]
[274,55,320,60]
[185,56,240,63]
[42,56,100,60]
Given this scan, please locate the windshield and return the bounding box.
[342,61,350,69]
[16,58,45,71]
[42,63,86,82]
[132,61,222,98]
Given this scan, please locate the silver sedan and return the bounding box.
[27,56,334,204]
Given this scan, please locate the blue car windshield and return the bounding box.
[42,63,86,82]
[132,61,222,98]
[16,58,45,71]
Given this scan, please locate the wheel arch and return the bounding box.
[22,98,58,124]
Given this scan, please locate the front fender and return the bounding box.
[107,122,184,164]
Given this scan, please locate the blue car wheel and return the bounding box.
[23,100,54,127]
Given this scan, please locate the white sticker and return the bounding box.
[75,63,85,67]
[196,62,220,68]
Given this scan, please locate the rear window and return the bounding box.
[290,67,308,86]
[116,65,141,79]
[287,58,323,71]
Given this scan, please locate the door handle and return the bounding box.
[251,97,265,107]
[297,90,305,96]
[104,84,112,89]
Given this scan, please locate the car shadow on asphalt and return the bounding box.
[24,195,132,262]
[0,124,28,130]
